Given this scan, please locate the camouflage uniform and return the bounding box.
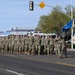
[40,36,45,55]
[49,36,54,54]
[24,34,29,55]
[45,36,50,55]
[19,35,24,54]
[54,36,59,55]
[9,36,13,53]
[60,38,67,58]
[1,37,3,51]
[4,37,8,52]
[1,37,5,51]
[6,36,9,52]
[29,34,34,55]
[11,36,15,53]
[14,36,19,53]
[23,35,26,54]
[34,35,41,55]
[0,37,2,51]
[56,38,62,57]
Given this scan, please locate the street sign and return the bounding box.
[39,2,46,9]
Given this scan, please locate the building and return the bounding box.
[0,28,35,37]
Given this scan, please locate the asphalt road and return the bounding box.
[0,50,75,75]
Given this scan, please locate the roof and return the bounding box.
[0,31,28,37]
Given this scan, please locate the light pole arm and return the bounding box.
[46,5,71,18]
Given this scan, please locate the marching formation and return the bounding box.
[0,33,67,58]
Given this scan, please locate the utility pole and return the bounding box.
[71,0,73,49]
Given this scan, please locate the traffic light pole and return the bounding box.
[30,1,74,49]
[46,5,71,18]
[43,1,74,49]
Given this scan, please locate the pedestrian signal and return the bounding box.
[29,1,34,11]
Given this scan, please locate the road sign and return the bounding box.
[39,2,46,9]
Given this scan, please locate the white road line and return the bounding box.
[6,69,24,75]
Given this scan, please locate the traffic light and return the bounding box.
[29,1,34,11]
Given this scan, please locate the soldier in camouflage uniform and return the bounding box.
[1,37,5,52]
[49,35,54,55]
[3,37,5,51]
[24,34,29,55]
[33,35,37,54]
[11,35,15,53]
[4,36,8,52]
[9,36,13,53]
[23,35,26,54]
[14,35,19,53]
[45,35,50,55]
[0,37,2,51]
[55,36,67,58]
[19,35,24,54]
[22,35,25,54]
[40,35,45,55]
[54,35,58,55]
[55,36,61,56]
[34,35,41,55]
[6,36,9,52]
[29,33,34,55]
[8,36,10,52]
[60,37,67,58]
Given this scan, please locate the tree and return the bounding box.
[36,5,75,33]
[35,15,50,33]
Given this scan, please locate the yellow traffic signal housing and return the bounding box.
[29,1,34,11]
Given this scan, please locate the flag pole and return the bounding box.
[71,0,73,49]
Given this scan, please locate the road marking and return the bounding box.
[6,69,24,75]
[5,54,15,57]
[4,54,75,67]
[20,57,75,67]
[55,62,75,67]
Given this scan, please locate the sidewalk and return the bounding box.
[67,48,75,51]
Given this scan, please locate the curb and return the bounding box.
[67,49,75,51]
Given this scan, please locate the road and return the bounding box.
[0,50,75,75]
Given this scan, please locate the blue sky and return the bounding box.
[0,0,74,31]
